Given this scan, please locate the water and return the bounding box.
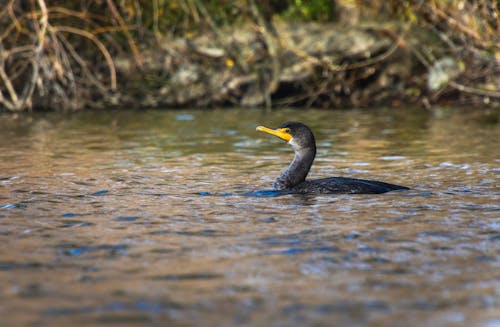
[0,108,498,326]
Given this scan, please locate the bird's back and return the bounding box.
[289,177,409,194]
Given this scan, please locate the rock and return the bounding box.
[171,64,200,86]
[112,21,421,108]
[427,57,465,91]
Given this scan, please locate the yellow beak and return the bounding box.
[256,125,292,142]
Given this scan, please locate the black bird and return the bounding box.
[256,121,409,194]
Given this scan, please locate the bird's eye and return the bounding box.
[284,128,291,133]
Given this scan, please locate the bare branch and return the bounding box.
[54,25,116,90]
[449,81,500,98]
[248,0,281,106]
[106,0,143,68]
[54,28,108,95]
[0,44,20,109]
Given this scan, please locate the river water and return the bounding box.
[0,108,498,326]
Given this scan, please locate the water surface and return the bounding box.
[0,108,498,326]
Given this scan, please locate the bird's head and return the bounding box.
[256,121,316,152]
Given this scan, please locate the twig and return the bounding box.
[152,0,161,43]
[18,0,48,111]
[427,3,485,48]
[55,28,108,95]
[0,0,48,111]
[449,81,500,98]
[248,0,281,108]
[187,0,200,24]
[0,53,20,108]
[7,0,22,33]
[48,6,111,23]
[91,25,136,35]
[106,0,143,68]
[46,28,75,91]
[0,1,12,19]
[0,1,23,43]
[54,25,116,90]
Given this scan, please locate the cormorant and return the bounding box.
[256,121,409,194]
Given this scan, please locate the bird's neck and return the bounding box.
[273,147,316,190]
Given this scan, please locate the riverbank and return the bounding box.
[89,20,500,110]
[1,1,499,111]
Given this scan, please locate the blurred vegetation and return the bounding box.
[0,0,499,111]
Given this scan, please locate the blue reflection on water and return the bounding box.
[60,244,128,257]
[198,189,286,197]
[91,190,108,196]
[279,246,339,255]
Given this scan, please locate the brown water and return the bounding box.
[0,108,498,327]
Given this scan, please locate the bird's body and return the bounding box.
[278,177,408,194]
[256,121,408,194]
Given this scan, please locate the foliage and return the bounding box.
[390,0,500,102]
[0,0,499,111]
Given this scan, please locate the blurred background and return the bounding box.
[0,0,499,111]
